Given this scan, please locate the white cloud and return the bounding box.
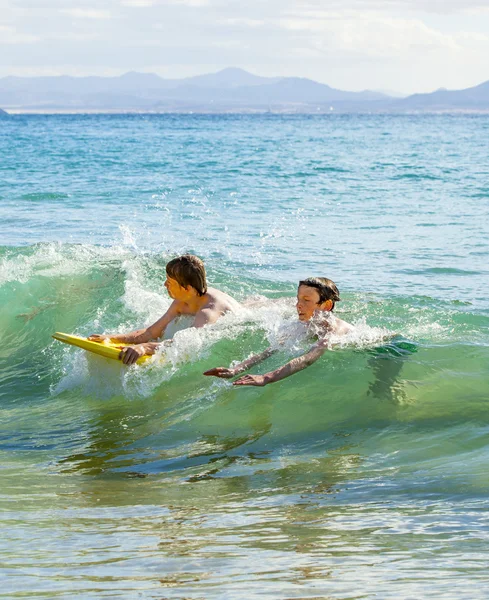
[217,18,265,28]
[49,32,102,42]
[60,9,112,19]
[121,0,154,6]
[279,11,461,58]
[462,5,489,15]
[388,0,489,14]
[0,24,39,44]
[1,0,488,93]
[456,30,489,44]
[272,0,489,16]
[166,0,210,6]
[120,0,209,5]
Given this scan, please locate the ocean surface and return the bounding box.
[1,113,488,599]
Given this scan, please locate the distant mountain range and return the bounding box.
[394,80,489,111]
[0,68,488,113]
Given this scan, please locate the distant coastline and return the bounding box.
[1,68,488,113]
[4,108,489,116]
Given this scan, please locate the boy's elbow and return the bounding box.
[145,327,159,341]
[303,349,324,368]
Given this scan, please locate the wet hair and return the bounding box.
[166,254,207,296]
[298,277,341,310]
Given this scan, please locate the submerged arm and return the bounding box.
[234,340,329,387]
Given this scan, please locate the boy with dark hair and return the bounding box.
[297,277,340,306]
[204,277,353,387]
[89,254,239,365]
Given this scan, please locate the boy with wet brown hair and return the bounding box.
[204,276,354,386]
[89,254,239,365]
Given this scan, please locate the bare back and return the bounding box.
[177,287,240,326]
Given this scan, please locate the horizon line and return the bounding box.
[1,66,487,98]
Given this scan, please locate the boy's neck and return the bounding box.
[181,291,207,313]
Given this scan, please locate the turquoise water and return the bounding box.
[1,114,489,598]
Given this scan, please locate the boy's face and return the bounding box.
[296,285,332,321]
[164,276,188,300]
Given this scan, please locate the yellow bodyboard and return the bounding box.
[52,332,152,365]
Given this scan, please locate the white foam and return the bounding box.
[120,257,169,323]
[52,292,400,399]
[0,241,131,286]
[342,318,393,349]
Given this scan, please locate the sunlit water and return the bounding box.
[1,114,489,598]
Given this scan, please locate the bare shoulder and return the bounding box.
[167,298,186,316]
[205,287,240,313]
[332,316,355,336]
[316,313,354,337]
[194,287,239,327]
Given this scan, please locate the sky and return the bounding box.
[1,0,489,95]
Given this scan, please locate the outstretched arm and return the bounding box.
[204,347,277,379]
[88,300,181,344]
[234,340,329,387]
[87,301,181,365]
